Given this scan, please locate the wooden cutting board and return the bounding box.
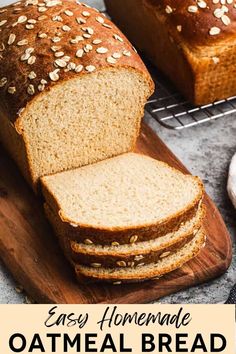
[0,122,232,304]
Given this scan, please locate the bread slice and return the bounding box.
[0,1,153,191]
[44,202,205,268]
[75,228,206,284]
[41,153,204,245]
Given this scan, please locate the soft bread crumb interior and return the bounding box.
[21,68,150,185]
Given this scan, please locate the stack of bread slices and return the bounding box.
[41,153,206,284]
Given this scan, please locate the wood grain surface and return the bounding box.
[0,122,232,303]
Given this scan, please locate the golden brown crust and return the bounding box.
[0,0,154,124]
[66,232,197,267]
[0,0,154,191]
[74,228,206,283]
[44,201,205,272]
[144,0,236,48]
[105,0,236,105]
[61,207,205,267]
[61,203,200,244]
[44,197,202,245]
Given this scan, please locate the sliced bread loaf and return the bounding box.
[75,228,206,284]
[44,202,205,267]
[41,153,204,245]
[0,0,153,191]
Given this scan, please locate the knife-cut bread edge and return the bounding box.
[74,228,206,284]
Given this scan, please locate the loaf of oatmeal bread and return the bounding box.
[75,228,206,284]
[0,0,153,191]
[105,0,236,105]
[41,153,204,246]
[44,202,205,268]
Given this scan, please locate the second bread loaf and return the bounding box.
[105,0,236,105]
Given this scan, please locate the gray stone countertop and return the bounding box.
[0,0,235,304]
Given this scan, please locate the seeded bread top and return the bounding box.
[0,0,153,123]
[144,0,236,47]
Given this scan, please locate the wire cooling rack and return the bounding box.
[145,65,236,130]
